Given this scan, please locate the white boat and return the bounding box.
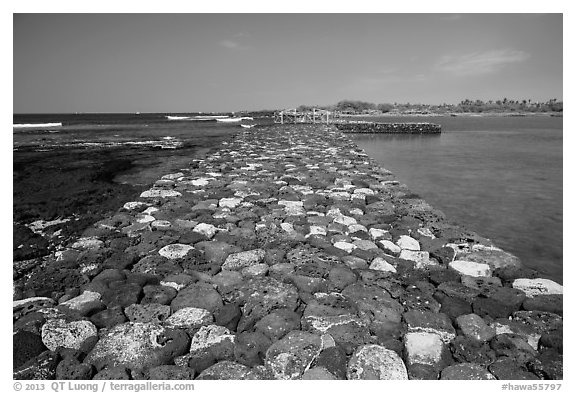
[166,116,191,120]
[13,122,62,128]
[240,124,256,128]
[216,117,254,123]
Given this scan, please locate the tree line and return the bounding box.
[295,98,563,114]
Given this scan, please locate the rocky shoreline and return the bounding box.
[13,124,563,380]
[336,122,442,134]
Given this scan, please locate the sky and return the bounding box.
[13,13,563,113]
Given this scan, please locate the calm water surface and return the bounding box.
[350,116,563,283]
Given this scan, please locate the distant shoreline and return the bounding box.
[339,112,562,118]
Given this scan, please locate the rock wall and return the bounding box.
[336,122,441,134]
[13,124,562,381]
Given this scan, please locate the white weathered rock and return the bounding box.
[349,208,364,216]
[140,189,182,198]
[158,244,194,259]
[123,201,148,210]
[417,228,436,239]
[353,188,376,196]
[512,278,563,298]
[41,319,98,351]
[219,198,243,209]
[333,241,357,253]
[136,214,155,224]
[191,178,213,186]
[369,258,397,273]
[278,200,306,216]
[347,344,408,380]
[449,260,492,277]
[399,250,436,269]
[396,235,420,251]
[222,249,266,270]
[307,226,327,237]
[404,332,445,366]
[13,297,55,311]
[280,222,295,234]
[151,220,172,229]
[165,307,213,330]
[161,172,185,180]
[379,239,401,255]
[369,228,389,241]
[333,215,357,226]
[353,240,378,251]
[348,224,367,234]
[189,325,235,352]
[240,263,269,278]
[59,291,101,312]
[193,223,218,239]
[142,207,159,215]
[70,237,104,251]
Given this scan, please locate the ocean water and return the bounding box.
[349,116,563,283]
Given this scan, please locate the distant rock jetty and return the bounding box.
[336,122,442,134]
[13,124,561,380]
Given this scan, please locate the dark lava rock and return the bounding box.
[255,308,301,341]
[512,311,563,334]
[490,333,539,363]
[124,303,171,323]
[90,306,127,329]
[488,358,539,380]
[148,365,196,380]
[450,336,496,366]
[214,303,242,331]
[13,224,49,261]
[341,282,403,326]
[170,282,223,313]
[55,358,94,380]
[522,295,563,315]
[101,282,142,308]
[527,349,563,380]
[13,330,47,370]
[103,251,139,270]
[24,268,89,298]
[472,297,514,319]
[440,363,495,380]
[234,331,272,366]
[429,269,460,286]
[196,361,250,380]
[231,277,300,333]
[487,286,527,312]
[93,366,131,380]
[328,266,357,290]
[539,328,563,353]
[314,345,348,380]
[141,284,178,305]
[437,294,473,322]
[13,312,47,335]
[14,350,60,380]
[407,363,439,380]
[461,276,502,297]
[398,287,441,313]
[436,281,480,303]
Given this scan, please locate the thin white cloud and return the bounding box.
[435,49,530,75]
[220,40,242,49]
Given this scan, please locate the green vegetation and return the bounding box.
[293,99,563,115]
